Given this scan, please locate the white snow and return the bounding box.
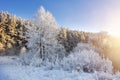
[0,56,95,80]
[0,56,119,80]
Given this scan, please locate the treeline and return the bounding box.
[58,28,111,56]
[0,12,29,55]
[0,12,114,56]
[0,11,120,70]
[0,12,109,55]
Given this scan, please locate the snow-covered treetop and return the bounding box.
[32,6,58,30]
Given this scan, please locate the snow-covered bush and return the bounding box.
[59,43,113,73]
[20,6,66,66]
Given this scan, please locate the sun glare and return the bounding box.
[108,29,120,38]
[106,15,120,38]
[104,9,120,38]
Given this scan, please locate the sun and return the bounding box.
[110,31,120,38]
[104,10,120,38]
[105,18,120,38]
[108,28,120,38]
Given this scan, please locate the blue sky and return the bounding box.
[0,0,120,35]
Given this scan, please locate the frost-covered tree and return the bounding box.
[59,43,113,73]
[21,6,65,66]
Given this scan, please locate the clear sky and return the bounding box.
[0,0,120,36]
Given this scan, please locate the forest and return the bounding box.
[0,7,120,80]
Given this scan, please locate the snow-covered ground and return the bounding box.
[0,56,95,80]
[0,56,119,80]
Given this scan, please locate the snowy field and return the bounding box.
[0,56,97,80]
[0,56,120,80]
